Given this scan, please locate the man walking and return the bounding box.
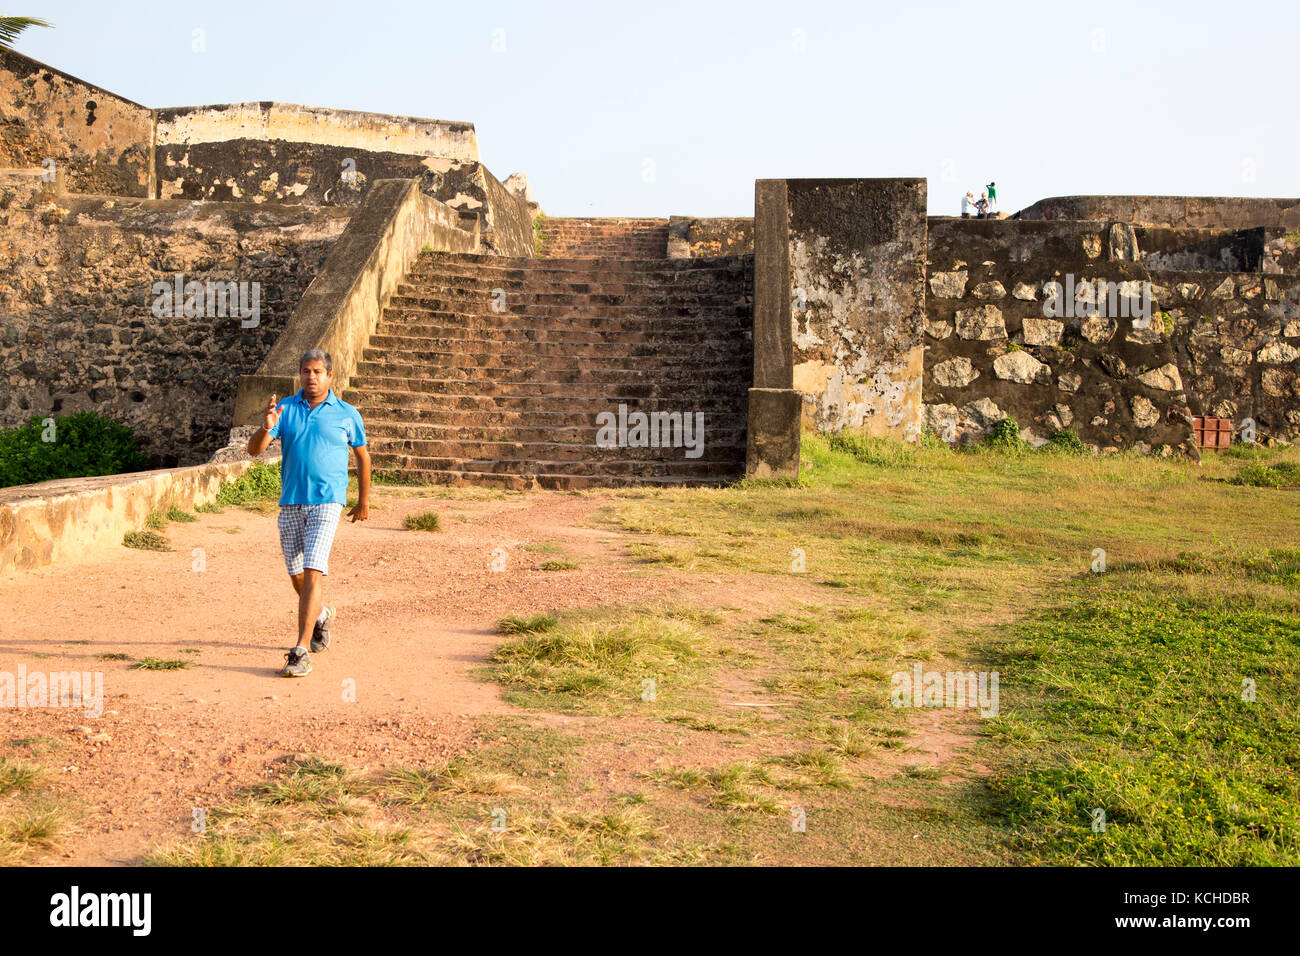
[246,349,370,677]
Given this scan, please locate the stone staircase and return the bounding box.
[535,217,670,258]
[341,250,754,488]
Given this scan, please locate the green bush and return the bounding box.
[983,417,1027,453]
[1229,460,1300,488]
[211,461,282,507]
[825,430,916,467]
[1046,428,1086,454]
[0,411,148,488]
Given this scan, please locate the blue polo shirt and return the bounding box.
[267,389,366,506]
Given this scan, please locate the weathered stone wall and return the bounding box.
[476,163,535,257]
[0,185,351,467]
[667,217,754,257]
[1160,270,1300,442]
[154,144,530,255]
[1135,226,1277,273]
[154,102,478,164]
[0,52,153,197]
[923,218,1197,454]
[155,139,431,205]
[1016,195,1300,230]
[787,178,928,437]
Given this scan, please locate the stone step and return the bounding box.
[368,468,735,491]
[381,306,752,327]
[344,389,746,415]
[347,374,748,399]
[387,293,749,313]
[345,245,755,487]
[419,251,749,273]
[367,437,743,462]
[367,328,749,349]
[363,419,748,444]
[362,340,749,362]
[398,274,747,296]
[354,358,750,380]
[375,323,750,344]
[408,262,750,284]
[355,406,746,428]
[368,452,740,479]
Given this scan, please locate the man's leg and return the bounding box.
[295,502,343,651]
[295,568,323,649]
[291,572,303,594]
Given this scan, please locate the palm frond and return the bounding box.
[0,16,53,51]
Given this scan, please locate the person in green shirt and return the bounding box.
[987,182,998,214]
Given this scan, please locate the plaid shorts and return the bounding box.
[277,503,345,576]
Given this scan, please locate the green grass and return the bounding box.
[0,758,42,797]
[533,213,551,256]
[497,613,558,635]
[0,758,63,864]
[131,658,192,671]
[1229,460,1300,488]
[988,578,1300,865]
[372,469,431,487]
[123,530,168,551]
[403,510,441,532]
[488,608,705,708]
[199,461,282,513]
[521,540,564,554]
[538,559,579,571]
[96,652,131,661]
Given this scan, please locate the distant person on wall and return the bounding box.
[961,192,977,217]
[975,192,989,218]
[986,182,998,214]
[246,349,370,678]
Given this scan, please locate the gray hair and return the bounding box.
[299,349,333,373]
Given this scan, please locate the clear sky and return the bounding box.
[11,0,1297,217]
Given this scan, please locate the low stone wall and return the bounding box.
[0,457,264,576]
[233,179,480,427]
[154,143,533,255]
[0,51,153,197]
[1136,226,1276,273]
[1016,195,1300,230]
[154,101,479,164]
[1161,271,1300,441]
[667,217,754,257]
[0,183,352,466]
[924,218,1195,453]
[923,218,1300,450]
[477,164,535,257]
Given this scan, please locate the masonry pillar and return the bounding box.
[746,179,803,478]
[786,178,928,439]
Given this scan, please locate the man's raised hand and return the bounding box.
[264,394,282,431]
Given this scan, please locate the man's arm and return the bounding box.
[247,393,282,457]
[348,444,371,522]
[247,425,274,457]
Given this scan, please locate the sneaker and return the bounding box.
[310,606,335,653]
[282,646,312,677]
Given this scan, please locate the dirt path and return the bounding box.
[1,487,993,865]
[0,489,678,864]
